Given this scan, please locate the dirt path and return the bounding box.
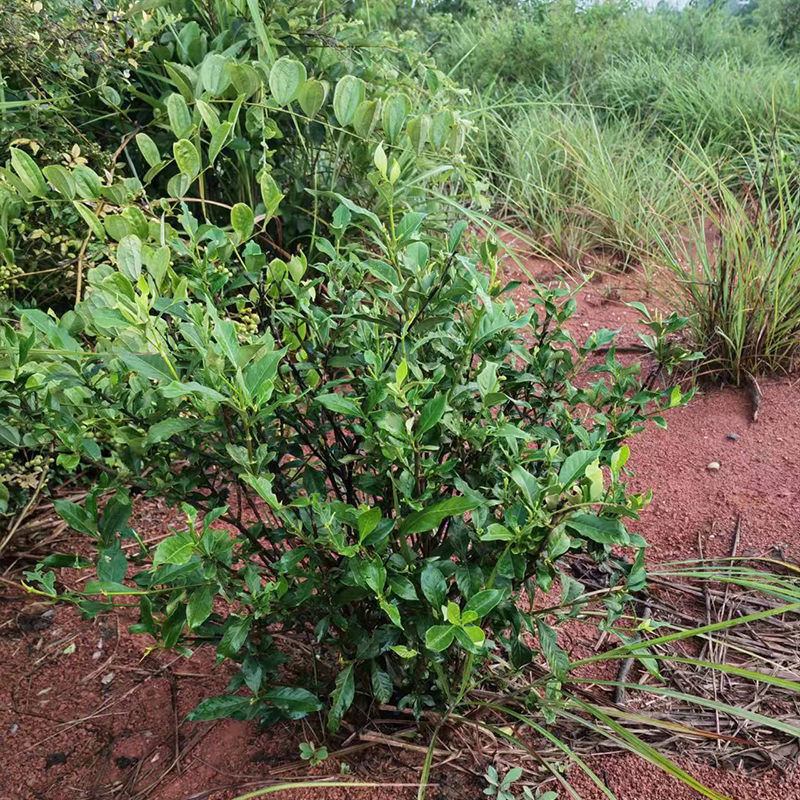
[1,250,798,800]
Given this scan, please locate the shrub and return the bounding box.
[0,0,473,308]
[9,131,698,725]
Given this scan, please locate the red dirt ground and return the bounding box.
[1,248,799,800]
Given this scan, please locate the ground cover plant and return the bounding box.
[2,1,800,798]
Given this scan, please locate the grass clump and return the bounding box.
[651,143,800,383]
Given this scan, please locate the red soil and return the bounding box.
[1,250,799,800]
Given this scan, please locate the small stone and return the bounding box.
[101,671,115,686]
[707,462,721,471]
[726,434,739,441]
[9,723,19,735]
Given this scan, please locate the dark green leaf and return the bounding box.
[400,496,479,536]
[566,513,630,545]
[420,565,447,609]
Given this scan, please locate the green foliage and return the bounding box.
[8,135,696,726]
[436,1,772,92]
[754,0,800,53]
[483,765,556,800]
[299,742,329,767]
[4,4,797,797]
[0,0,473,307]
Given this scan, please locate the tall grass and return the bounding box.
[587,54,800,154]
[650,142,800,382]
[467,95,697,265]
[428,0,800,377]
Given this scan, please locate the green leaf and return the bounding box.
[135,133,161,168]
[188,695,253,721]
[400,496,479,536]
[481,523,514,542]
[244,348,286,401]
[417,394,447,436]
[357,507,381,541]
[54,500,95,535]
[328,663,355,732]
[269,57,306,105]
[463,589,503,619]
[259,172,284,221]
[380,598,403,628]
[10,147,47,197]
[120,353,175,382]
[42,165,75,199]
[432,108,454,150]
[462,625,485,646]
[243,475,280,509]
[97,541,127,583]
[353,99,381,139]
[173,139,200,179]
[390,645,418,659]
[84,581,135,596]
[214,318,240,365]
[0,424,20,447]
[298,79,327,118]
[559,449,602,488]
[41,553,92,569]
[187,584,214,628]
[167,93,193,138]
[388,576,418,601]
[333,75,365,127]
[316,393,362,418]
[420,565,447,609]
[536,618,569,681]
[381,93,410,143]
[364,259,400,287]
[231,203,254,239]
[200,53,231,95]
[371,662,393,704]
[263,687,323,716]
[164,61,195,101]
[476,361,499,399]
[208,120,233,164]
[152,531,196,566]
[195,99,220,134]
[145,417,195,445]
[363,560,387,594]
[425,625,455,651]
[116,234,142,281]
[230,64,261,98]
[218,615,251,658]
[511,465,540,507]
[566,513,630,545]
[72,165,102,200]
[73,202,105,239]
[611,445,630,480]
[408,113,431,155]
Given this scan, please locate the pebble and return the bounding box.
[101,671,116,686]
[726,433,739,441]
[707,462,721,470]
